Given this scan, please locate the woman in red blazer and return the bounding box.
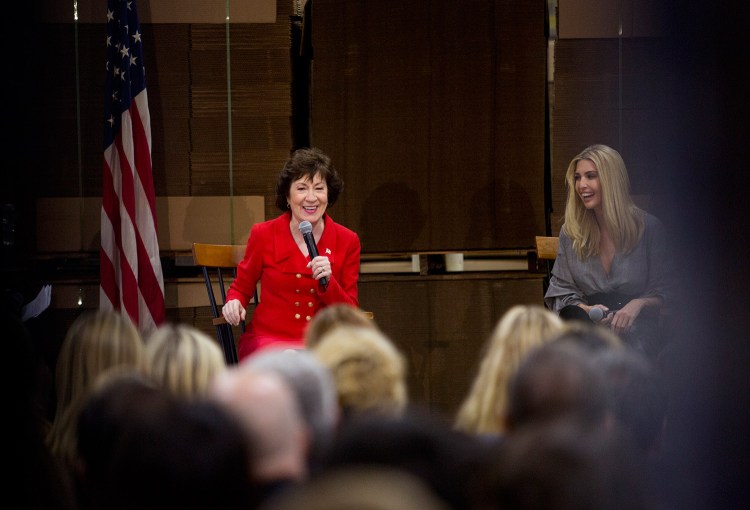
[222,148,361,359]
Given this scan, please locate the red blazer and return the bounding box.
[226,211,360,358]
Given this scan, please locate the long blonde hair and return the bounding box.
[454,305,564,435]
[563,144,644,259]
[47,310,144,465]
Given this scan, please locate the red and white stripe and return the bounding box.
[100,89,165,333]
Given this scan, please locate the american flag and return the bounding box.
[100,0,165,332]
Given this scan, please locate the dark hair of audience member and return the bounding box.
[593,347,668,458]
[504,338,609,433]
[473,418,654,510]
[77,369,251,510]
[558,320,624,353]
[321,407,490,509]
[75,369,158,478]
[260,466,450,510]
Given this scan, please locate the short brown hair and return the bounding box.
[275,147,344,211]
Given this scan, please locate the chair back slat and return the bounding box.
[192,243,249,365]
[192,243,245,268]
[535,236,559,261]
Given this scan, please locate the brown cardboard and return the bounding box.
[558,0,665,39]
[38,0,276,24]
[36,196,265,252]
[49,279,246,310]
[155,196,264,250]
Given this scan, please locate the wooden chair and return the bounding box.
[535,236,559,294]
[192,243,258,365]
[535,236,559,262]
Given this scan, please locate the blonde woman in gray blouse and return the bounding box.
[544,144,672,357]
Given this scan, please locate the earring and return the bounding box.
[287,203,290,209]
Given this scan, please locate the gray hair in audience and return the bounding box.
[243,349,339,450]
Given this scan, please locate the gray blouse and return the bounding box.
[544,212,672,316]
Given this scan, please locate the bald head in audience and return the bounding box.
[208,367,309,488]
[244,349,339,473]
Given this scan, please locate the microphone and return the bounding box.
[299,221,328,289]
[588,307,605,322]
[589,307,617,322]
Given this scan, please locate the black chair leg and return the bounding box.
[216,324,238,365]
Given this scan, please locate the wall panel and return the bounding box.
[550,37,675,233]
[312,0,547,253]
[359,274,544,415]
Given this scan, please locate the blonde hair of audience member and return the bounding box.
[311,325,408,419]
[144,323,226,398]
[209,368,310,485]
[304,303,377,349]
[454,305,564,436]
[564,144,645,259]
[47,310,144,467]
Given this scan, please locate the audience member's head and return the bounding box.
[77,370,251,510]
[474,418,652,510]
[260,466,450,510]
[47,310,144,467]
[304,303,377,349]
[243,348,339,471]
[593,347,668,458]
[144,322,226,398]
[322,408,489,509]
[209,366,309,506]
[558,320,624,352]
[504,339,608,433]
[75,367,161,506]
[311,325,408,420]
[455,304,564,435]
